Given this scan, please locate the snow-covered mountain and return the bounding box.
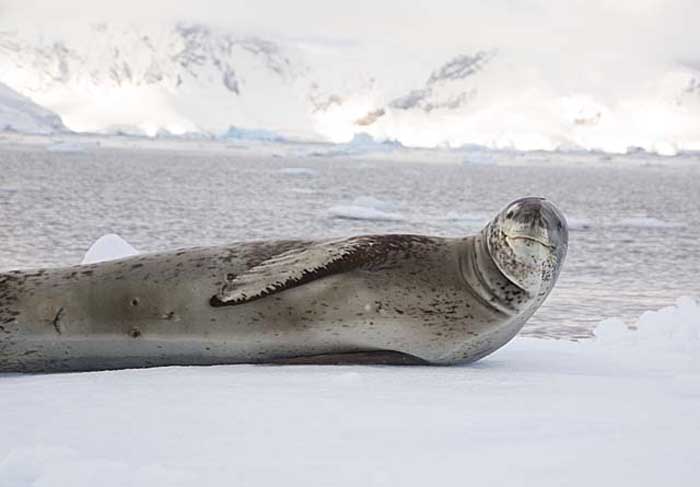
[0,23,312,137]
[0,81,65,134]
[1,21,699,154]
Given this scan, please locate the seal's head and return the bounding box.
[485,197,568,296]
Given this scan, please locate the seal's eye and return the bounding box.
[557,222,563,231]
[506,210,514,218]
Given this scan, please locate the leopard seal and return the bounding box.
[0,197,567,372]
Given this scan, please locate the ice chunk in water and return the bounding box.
[278,167,318,176]
[328,196,405,222]
[328,205,405,222]
[47,142,87,153]
[81,234,139,264]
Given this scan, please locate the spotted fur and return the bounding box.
[0,198,568,372]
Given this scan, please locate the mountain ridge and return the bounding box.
[1,21,698,154]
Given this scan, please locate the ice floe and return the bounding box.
[81,234,139,264]
[616,216,685,229]
[0,298,698,486]
[328,196,406,222]
[278,167,319,176]
[47,141,88,153]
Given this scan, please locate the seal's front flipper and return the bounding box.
[210,237,383,307]
[266,350,429,365]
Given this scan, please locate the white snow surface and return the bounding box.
[0,82,64,134]
[1,297,698,486]
[81,234,139,264]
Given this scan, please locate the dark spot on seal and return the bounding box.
[51,307,64,334]
[131,298,140,307]
[131,263,144,269]
[129,328,142,338]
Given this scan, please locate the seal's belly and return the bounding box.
[3,263,442,371]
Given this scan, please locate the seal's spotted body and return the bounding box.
[0,198,567,372]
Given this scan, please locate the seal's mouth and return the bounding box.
[505,233,555,249]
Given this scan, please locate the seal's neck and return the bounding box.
[459,232,533,317]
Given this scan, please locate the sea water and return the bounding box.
[1,141,699,338]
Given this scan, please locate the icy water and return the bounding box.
[1,142,699,338]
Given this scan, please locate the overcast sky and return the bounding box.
[2,0,698,63]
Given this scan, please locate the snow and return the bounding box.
[0,297,698,486]
[4,22,699,155]
[595,296,699,372]
[81,234,139,264]
[0,82,65,135]
[0,24,313,140]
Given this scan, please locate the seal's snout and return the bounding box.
[502,197,568,250]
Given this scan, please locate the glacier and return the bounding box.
[1,22,699,155]
[0,82,65,134]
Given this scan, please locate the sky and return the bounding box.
[1,0,698,64]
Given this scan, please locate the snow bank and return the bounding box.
[594,296,699,373]
[81,234,139,264]
[1,298,698,486]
